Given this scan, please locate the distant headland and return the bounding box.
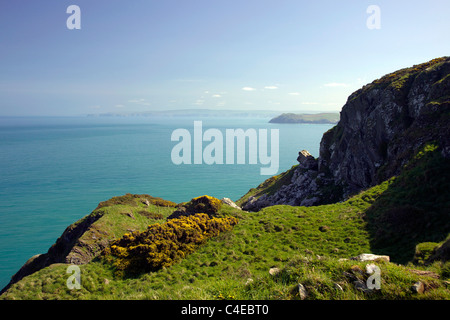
[268,113,339,124]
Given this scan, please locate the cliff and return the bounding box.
[240,57,450,211]
[0,194,177,294]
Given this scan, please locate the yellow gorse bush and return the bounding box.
[103,213,238,276]
[185,195,223,216]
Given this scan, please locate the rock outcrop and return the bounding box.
[167,195,222,219]
[240,57,450,210]
[0,193,176,295]
[0,211,105,294]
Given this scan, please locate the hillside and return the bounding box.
[1,145,449,300]
[269,113,339,124]
[1,57,449,300]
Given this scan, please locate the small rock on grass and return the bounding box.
[411,281,425,294]
[269,267,280,276]
[351,253,390,262]
[298,283,308,300]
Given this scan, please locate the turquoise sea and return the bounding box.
[0,116,333,290]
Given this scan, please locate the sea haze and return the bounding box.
[0,116,333,290]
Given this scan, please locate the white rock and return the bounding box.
[269,267,280,276]
[221,198,242,210]
[298,283,308,300]
[351,253,390,262]
[365,263,379,274]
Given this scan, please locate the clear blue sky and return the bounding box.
[0,0,449,116]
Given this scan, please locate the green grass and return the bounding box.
[349,57,448,102]
[6,176,447,300]
[66,197,177,255]
[364,143,450,264]
[1,145,449,300]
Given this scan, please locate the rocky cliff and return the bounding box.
[241,57,450,211]
[0,194,177,294]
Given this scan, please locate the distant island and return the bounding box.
[86,110,341,122]
[269,112,339,124]
[87,109,281,119]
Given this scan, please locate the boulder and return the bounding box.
[350,253,390,262]
[297,150,318,170]
[221,198,241,210]
[365,263,379,275]
[298,283,308,300]
[411,281,425,294]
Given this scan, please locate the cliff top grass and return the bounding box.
[69,195,178,249]
[2,145,449,300]
[1,142,449,300]
[2,180,449,299]
[349,56,449,102]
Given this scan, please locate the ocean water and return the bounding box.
[0,116,333,290]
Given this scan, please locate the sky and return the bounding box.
[0,0,449,116]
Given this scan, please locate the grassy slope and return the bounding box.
[65,194,178,255]
[365,144,450,264]
[1,146,449,300]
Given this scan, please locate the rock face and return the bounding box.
[297,150,318,170]
[240,57,450,210]
[0,211,105,294]
[320,57,450,196]
[1,193,176,295]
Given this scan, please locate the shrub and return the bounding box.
[414,242,439,265]
[150,198,177,207]
[185,195,222,216]
[103,213,238,276]
[168,195,223,219]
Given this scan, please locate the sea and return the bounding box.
[0,116,334,290]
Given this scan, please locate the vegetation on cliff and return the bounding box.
[1,143,448,300]
[1,57,449,300]
[240,56,450,211]
[103,213,238,277]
